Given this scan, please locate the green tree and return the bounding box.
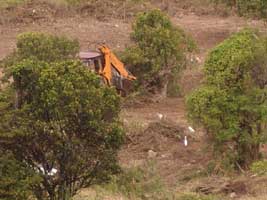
[122,9,196,97]
[1,32,79,83]
[0,32,124,200]
[16,32,79,62]
[186,29,267,169]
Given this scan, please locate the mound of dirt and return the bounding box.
[125,121,186,153]
[143,121,186,139]
[119,120,208,186]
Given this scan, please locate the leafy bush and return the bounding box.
[1,32,79,82]
[0,153,40,200]
[251,160,267,175]
[16,32,79,62]
[121,9,196,97]
[186,29,267,169]
[0,32,124,200]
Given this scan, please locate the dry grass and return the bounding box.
[241,196,267,200]
[0,0,28,8]
[73,161,177,200]
[74,188,127,200]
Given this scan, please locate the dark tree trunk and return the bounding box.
[237,124,261,168]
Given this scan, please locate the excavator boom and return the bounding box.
[99,45,136,85]
[79,45,136,95]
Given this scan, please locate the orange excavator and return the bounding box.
[79,45,136,96]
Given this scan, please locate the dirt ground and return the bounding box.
[120,98,211,186]
[120,97,267,199]
[1,1,267,199]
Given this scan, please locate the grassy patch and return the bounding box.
[177,168,209,184]
[104,161,175,199]
[0,0,28,8]
[42,0,86,6]
[74,161,179,199]
[71,163,226,200]
[176,193,222,200]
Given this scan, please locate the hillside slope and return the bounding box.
[1,1,267,199]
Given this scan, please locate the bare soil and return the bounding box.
[120,98,211,187]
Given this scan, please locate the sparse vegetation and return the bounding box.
[212,0,267,19]
[74,161,178,200]
[0,0,28,8]
[237,0,267,19]
[96,161,176,200]
[176,193,220,200]
[251,160,267,175]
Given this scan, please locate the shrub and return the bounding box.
[121,9,196,97]
[212,0,267,20]
[236,0,267,19]
[251,160,267,175]
[186,29,267,169]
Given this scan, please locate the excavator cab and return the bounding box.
[79,51,104,73]
[79,46,136,96]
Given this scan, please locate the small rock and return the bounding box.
[195,56,201,63]
[161,154,168,158]
[156,113,164,120]
[230,192,237,198]
[188,126,195,133]
[143,193,152,199]
[115,24,119,28]
[148,150,157,159]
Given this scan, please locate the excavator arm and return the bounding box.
[98,45,136,86]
